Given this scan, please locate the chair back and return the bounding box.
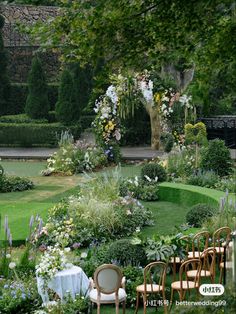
[191,231,209,257]
[213,227,231,250]
[179,259,201,289]
[200,248,216,280]
[143,261,167,294]
[94,264,122,295]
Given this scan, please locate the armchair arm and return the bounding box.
[121,276,126,289]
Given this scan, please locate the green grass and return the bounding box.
[1,160,46,177]
[1,160,229,244]
[141,201,189,237]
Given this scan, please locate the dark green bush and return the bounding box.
[160,132,174,153]
[56,69,80,124]
[25,56,49,119]
[0,123,81,147]
[105,239,147,266]
[0,175,34,192]
[141,163,167,182]
[200,139,232,177]
[6,83,58,115]
[186,203,217,227]
[80,114,95,130]
[0,114,47,124]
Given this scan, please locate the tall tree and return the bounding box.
[55,68,78,124]
[0,15,11,116]
[25,56,49,119]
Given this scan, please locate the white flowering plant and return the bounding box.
[36,245,70,284]
[119,175,159,201]
[42,140,108,176]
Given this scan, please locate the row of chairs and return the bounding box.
[89,227,231,314]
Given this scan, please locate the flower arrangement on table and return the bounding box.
[36,246,71,285]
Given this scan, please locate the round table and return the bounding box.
[37,265,90,304]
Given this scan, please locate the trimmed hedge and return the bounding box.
[158,182,224,208]
[80,114,96,130]
[0,123,81,147]
[6,83,58,115]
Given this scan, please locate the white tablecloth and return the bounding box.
[37,265,90,304]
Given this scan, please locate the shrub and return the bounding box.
[0,123,81,147]
[119,176,159,201]
[160,132,174,152]
[0,15,11,116]
[185,122,208,146]
[0,114,47,124]
[186,203,217,227]
[105,239,147,266]
[56,69,79,124]
[25,56,49,119]
[200,139,232,177]
[186,170,219,188]
[7,83,58,115]
[0,175,34,192]
[141,163,167,182]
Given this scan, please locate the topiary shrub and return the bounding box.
[56,69,79,124]
[0,175,34,193]
[141,163,167,182]
[160,132,174,153]
[200,139,232,177]
[25,56,49,119]
[186,203,217,227]
[105,239,147,267]
[0,15,11,116]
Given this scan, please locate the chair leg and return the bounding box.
[135,292,139,314]
[219,267,223,284]
[97,303,100,314]
[115,301,119,314]
[122,301,126,314]
[162,290,167,314]
[170,288,174,311]
[142,293,147,314]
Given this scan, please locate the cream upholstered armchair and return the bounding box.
[89,264,126,314]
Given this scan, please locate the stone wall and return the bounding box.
[0,4,60,82]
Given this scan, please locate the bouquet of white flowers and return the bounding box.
[36,246,70,284]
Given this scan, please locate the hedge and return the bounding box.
[158,182,225,208]
[6,83,58,115]
[0,122,81,147]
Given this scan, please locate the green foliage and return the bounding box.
[0,14,11,116]
[0,278,41,313]
[200,139,233,177]
[105,239,147,267]
[25,57,49,119]
[0,175,34,193]
[5,83,58,116]
[186,170,219,189]
[0,123,81,147]
[160,132,174,152]
[185,122,208,145]
[122,265,143,307]
[141,163,167,182]
[119,177,159,201]
[56,69,79,124]
[167,147,198,179]
[43,141,108,175]
[186,203,217,227]
[0,114,47,124]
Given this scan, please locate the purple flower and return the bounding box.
[72,242,81,249]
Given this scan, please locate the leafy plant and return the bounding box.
[0,176,34,193]
[141,163,167,182]
[105,239,147,266]
[200,139,232,177]
[25,56,49,119]
[186,170,219,188]
[160,132,174,152]
[186,203,217,227]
